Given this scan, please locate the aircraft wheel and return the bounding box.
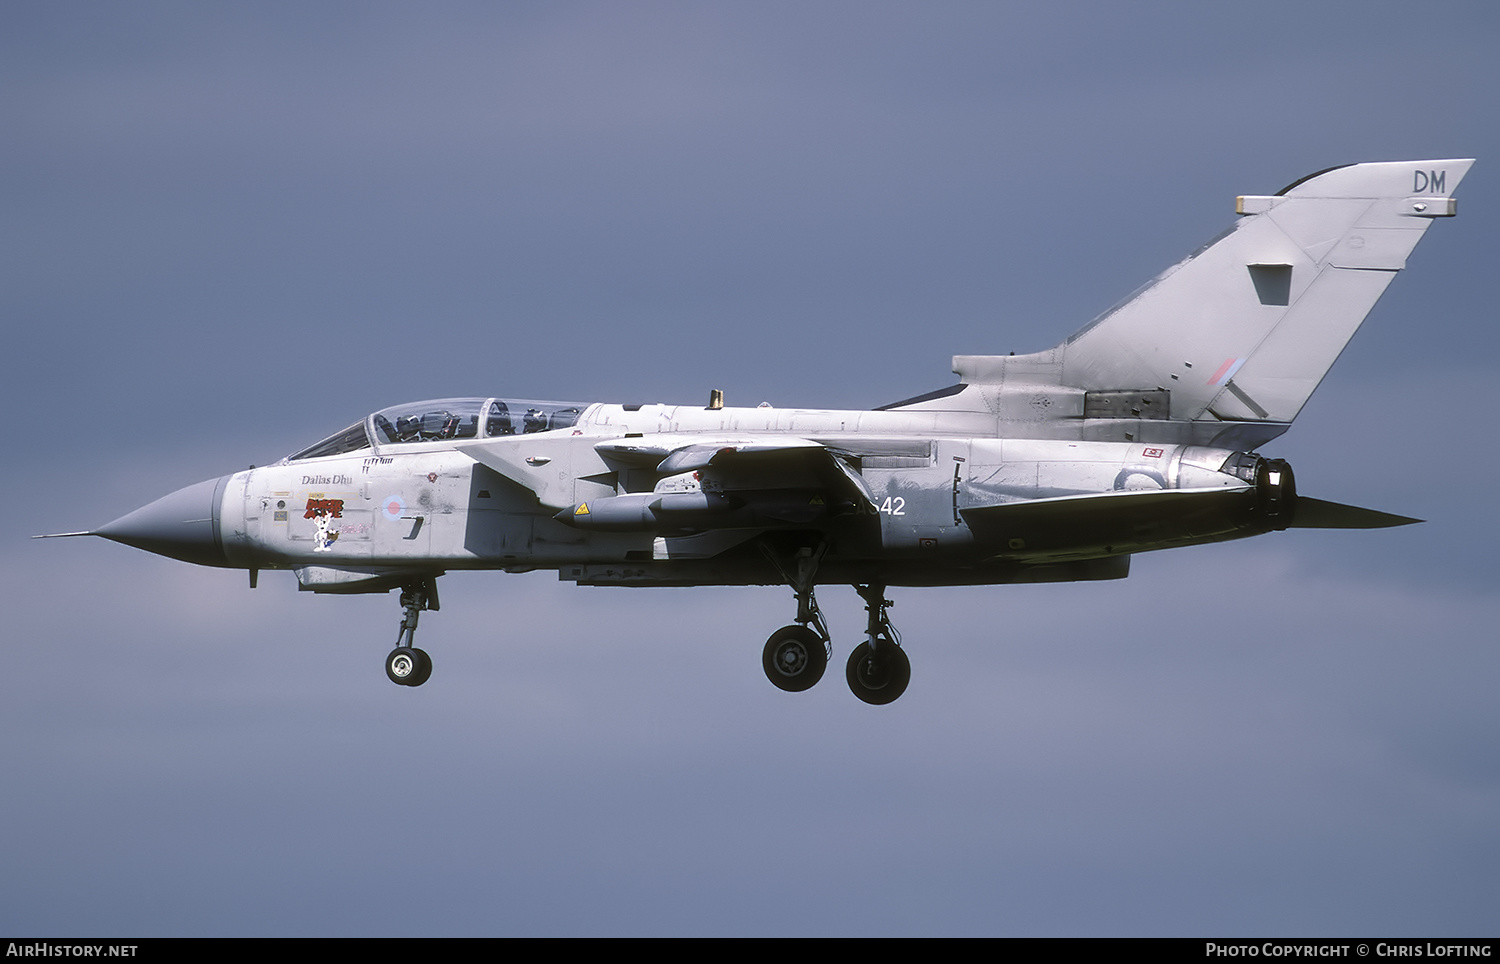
[386,646,424,686]
[408,648,433,687]
[762,625,827,692]
[846,639,910,705]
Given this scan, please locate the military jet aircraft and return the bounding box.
[45,158,1472,703]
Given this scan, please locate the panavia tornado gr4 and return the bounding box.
[47,159,1472,704]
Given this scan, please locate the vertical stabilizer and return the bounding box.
[949,159,1472,444]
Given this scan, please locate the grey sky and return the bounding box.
[4,1,1497,935]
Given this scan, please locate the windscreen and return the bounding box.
[288,422,371,461]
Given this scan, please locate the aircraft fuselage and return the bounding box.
[195,401,1265,593]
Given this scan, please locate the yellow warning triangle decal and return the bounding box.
[575,503,590,515]
[809,495,824,505]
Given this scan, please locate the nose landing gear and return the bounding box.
[385,578,439,687]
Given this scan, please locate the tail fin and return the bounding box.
[946,159,1472,446]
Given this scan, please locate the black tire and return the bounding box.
[407,648,433,687]
[762,625,827,692]
[845,639,911,705]
[386,647,419,686]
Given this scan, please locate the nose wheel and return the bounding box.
[386,577,439,687]
[386,646,432,686]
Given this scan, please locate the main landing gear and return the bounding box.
[845,583,910,706]
[762,546,831,693]
[760,545,910,705]
[386,578,439,687]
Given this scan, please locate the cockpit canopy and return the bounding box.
[288,397,586,462]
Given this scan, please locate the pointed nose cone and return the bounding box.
[97,475,231,568]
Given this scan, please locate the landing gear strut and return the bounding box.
[386,577,439,687]
[761,544,831,692]
[845,583,910,705]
